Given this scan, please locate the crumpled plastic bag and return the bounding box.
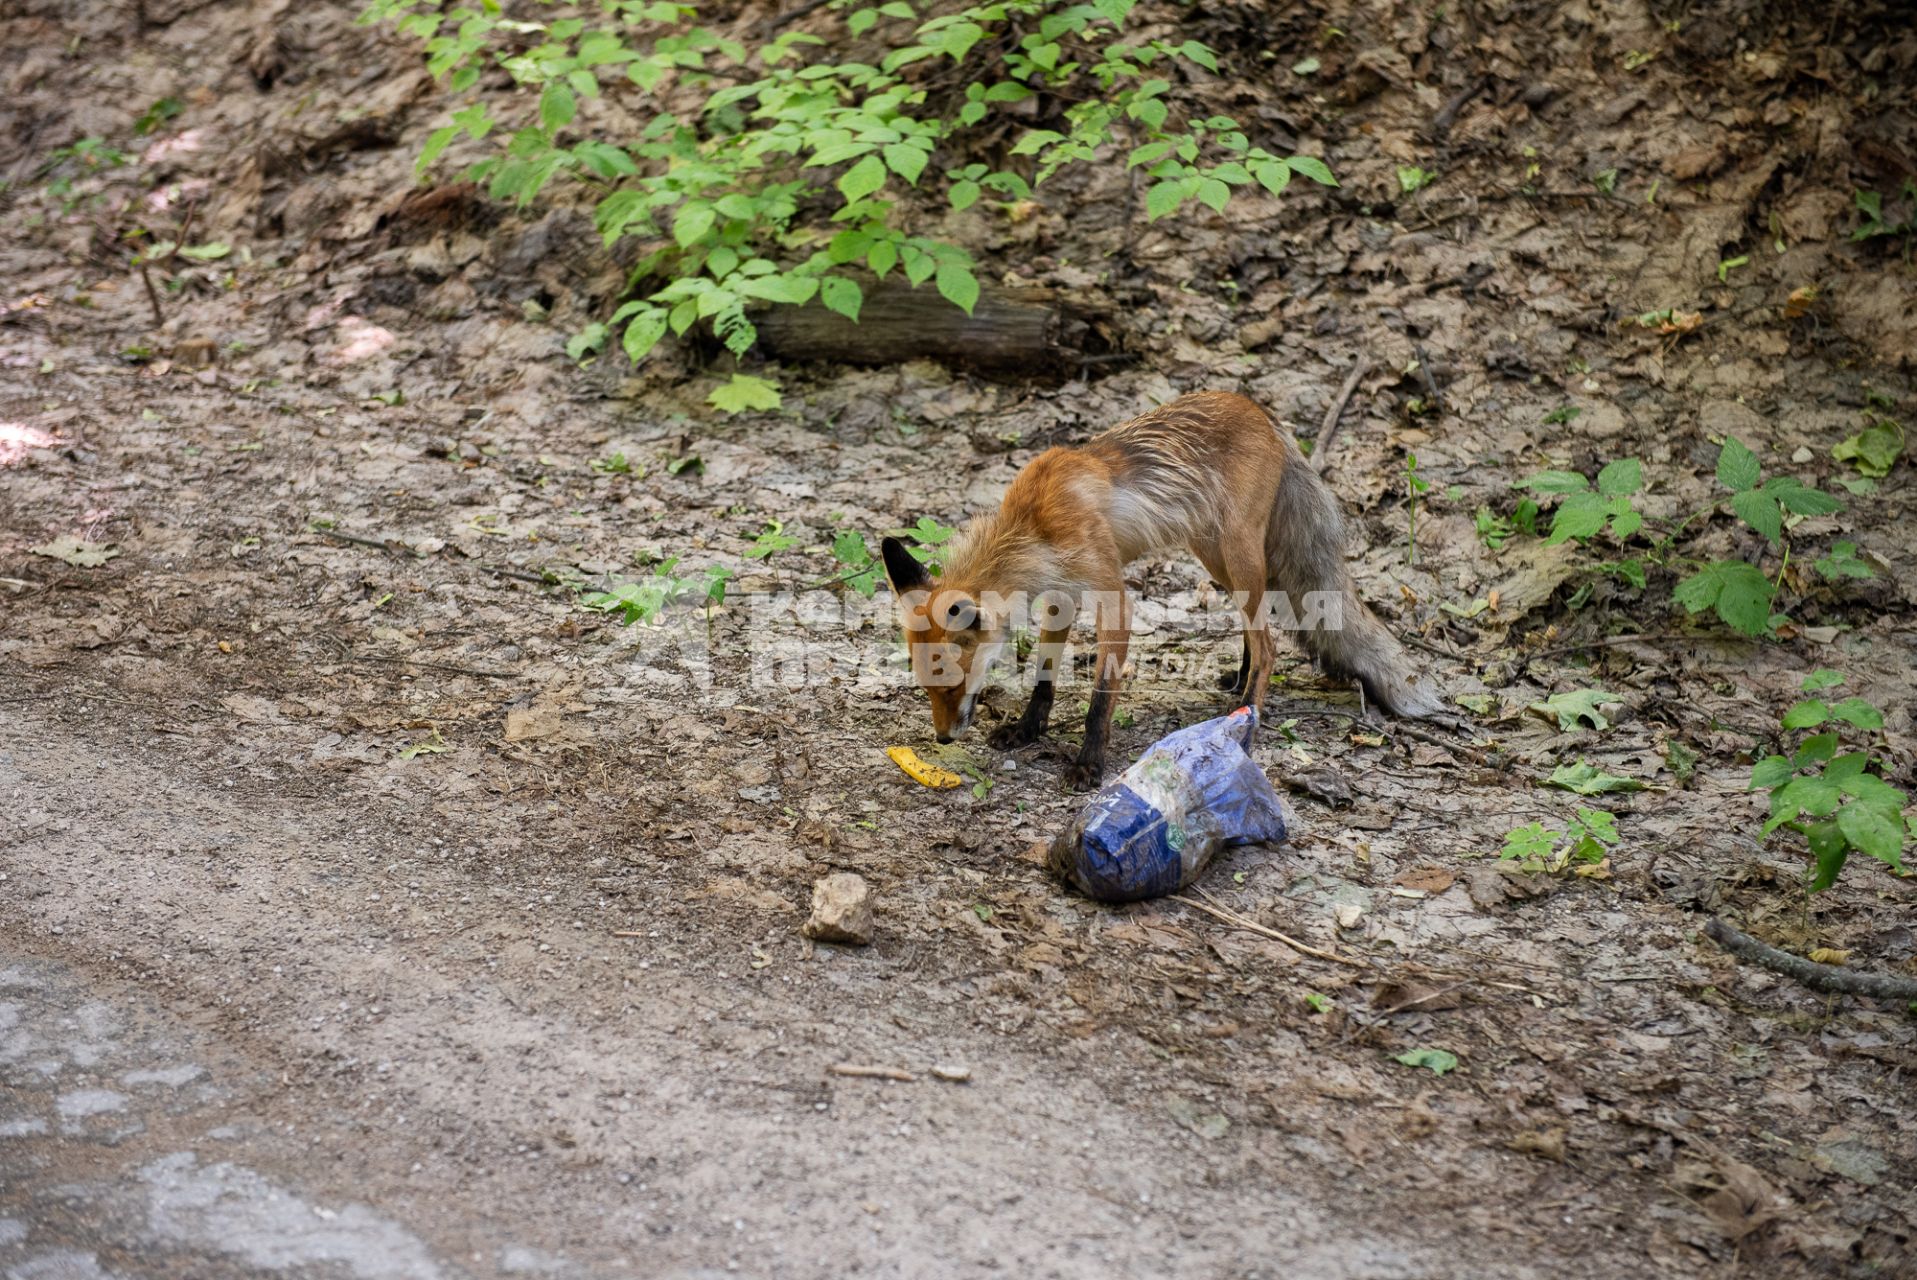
[1048,706,1292,902]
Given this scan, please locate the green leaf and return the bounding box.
[1827,697,1884,730]
[949,180,980,211]
[832,529,871,567]
[1194,177,1231,214]
[708,373,783,415]
[883,142,927,185]
[1833,422,1903,477]
[935,259,979,315]
[1393,1047,1458,1076]
[1530,688,1622,732]
[1285,155,1338,186]
[1768,774,1841,831]
[1251,160,1290,196]
[1837,801,1904,869]
[1544,492,1609,545]
[1808,824,1849,891]
[1148,36,1208,72]
[177,241,232,261]
[566,323,607,362]
[1681,560,1773,635]
[622,310,668,362]
[1732,488,1783,543]
[540,82,576,132]
[1781,699,1828,730]
[1716,436,1761,492]
[839,154,887,203]
[821,277,862,322]
[1764,475,1842,516]
[1595,457,1643,497]
[1542,404,1581,426]
[1749,755,1795,790]
[1145,179,1188,221]
[1839,772,1907,817]
[418,125,458,174]
[737,275,818,306]
[1515,469,1589,494]
[1545,761,1645,795]
[868,239,898,277]
[673,203,715,249]
[1801,669,1845,691]
[1009,129,1064,156]
[1792,733,1838,767]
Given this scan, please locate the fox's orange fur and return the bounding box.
[882,391,1440,787]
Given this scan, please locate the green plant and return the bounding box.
[1833,413,1903,482]
[134,97,185,136]
[1510,438,1861,636]
[1473,505,1516,551]
[1850,182,1916,245]
[826,516,953,595]
[38,136,132,213]
[1671,436,1844,636]
[361,0,1335,410]
[1749,670,1907,890]
[1396,165,1435,195]
[591,451,637,475]
[583,557,734,624]
[1499,807,1618,872]
[743,519,800,561]
[1404,450,1429,565]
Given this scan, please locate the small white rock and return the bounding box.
[802,873,873,946]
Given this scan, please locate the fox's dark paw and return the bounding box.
[989,719,1044,750]
[1067,755,1104,791]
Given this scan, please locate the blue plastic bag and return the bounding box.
[1048,706,1292,902]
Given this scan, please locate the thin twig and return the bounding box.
[827,1063,917,1082]
[1170,890,1368,967]
[350,655,519,679]
[1523,631,1710,660]
[1312,356,1369,471]
[1703,918,1917,1002]
[1429,76,1487,141]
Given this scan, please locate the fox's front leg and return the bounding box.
[1070,586,1130,790]
[990,625,1068,749]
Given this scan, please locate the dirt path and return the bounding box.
[5,701,1498,1280]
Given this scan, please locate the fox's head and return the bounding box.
[881,536,1003,743]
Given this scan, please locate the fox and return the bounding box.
[880,390,1442,788]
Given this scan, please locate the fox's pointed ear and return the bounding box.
[880,536,931,595]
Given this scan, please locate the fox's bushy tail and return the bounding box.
[1266,440,1443,717]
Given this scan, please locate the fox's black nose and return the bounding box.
[935,732,954,744]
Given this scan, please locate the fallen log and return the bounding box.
[754,280,1109,376]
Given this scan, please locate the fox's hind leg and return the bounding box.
[1219,533,1278,712]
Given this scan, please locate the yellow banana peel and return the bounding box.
[886,746,963,789]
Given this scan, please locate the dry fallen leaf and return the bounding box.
[30,536,121,567]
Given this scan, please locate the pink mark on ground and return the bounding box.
[0,423,59,468]
[142,129,208,165]
[324,316,396,365]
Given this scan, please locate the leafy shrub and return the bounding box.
[1509,437,1861,636]
[360,0,1336,408]
[1749,670,1908,890]
[1499,807,1618,873]
[584,557,734,624]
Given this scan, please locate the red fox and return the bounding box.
[881,390,1442,787]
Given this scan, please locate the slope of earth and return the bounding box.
[2,1,1915,1277]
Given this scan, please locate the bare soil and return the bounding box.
[3,2,1915,1277]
